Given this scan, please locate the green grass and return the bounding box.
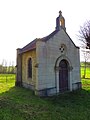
[81,67,90,78]
[0,74,15,93]
[0,73,90,120]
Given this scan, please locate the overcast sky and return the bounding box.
[0,0,90,65]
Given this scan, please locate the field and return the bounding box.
[81,67,90,78]
[81,62,90,78]
[0,74,15,93]
[0,70,90,120]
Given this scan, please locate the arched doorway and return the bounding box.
[59,59,69,92]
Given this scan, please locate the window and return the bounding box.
[28,58,32,78]
[59,44,66,54]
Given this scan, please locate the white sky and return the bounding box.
[0,0,90,65]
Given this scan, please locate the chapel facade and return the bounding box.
[16,11,81,96]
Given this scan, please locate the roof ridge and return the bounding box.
[22,38,37,49]
[21,38,37,53]
[42,29,59,42]
[20,30,60,53]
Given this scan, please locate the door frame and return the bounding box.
[55,55,73,93]
[59,59,69,92]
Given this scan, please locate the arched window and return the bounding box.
[28,58,32,78]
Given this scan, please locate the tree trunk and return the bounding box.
[83,61,86,78]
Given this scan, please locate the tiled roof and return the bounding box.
[20,39,37,53]
[42,29,59,42]
[20,30,59,53]
[19,29,79,54]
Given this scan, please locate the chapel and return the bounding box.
[16,11,81,96]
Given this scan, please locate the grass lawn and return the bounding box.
[0,74,90,120]
[81,67,90,78]
[0,74,15,93]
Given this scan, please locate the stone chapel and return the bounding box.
[16,11,81,96]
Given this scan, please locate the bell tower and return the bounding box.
[56,11,66,31]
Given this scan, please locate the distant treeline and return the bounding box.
[0,65,16,74]
[81,62,90,67]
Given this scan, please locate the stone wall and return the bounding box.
[35,29,81,96]
[21,50,37,90]
[16,49,22,86]
[16,29,81,96]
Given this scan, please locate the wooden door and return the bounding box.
[59,60,68,92]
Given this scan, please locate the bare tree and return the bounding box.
[11,61,15,74]
[78,21,90,77]
[1,59,7,73]
[0,64,3,73]
[8,61,11,74]
[79,20,90,49]
[82,49,90,78]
